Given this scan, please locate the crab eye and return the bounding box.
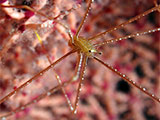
[99,52,102,55]
[88,50,91,52]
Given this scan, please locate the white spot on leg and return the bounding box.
[73,75,78,81]
[70,106,74,111]
[64,11,69,15]
[27,82,30,85]
[79,88,82,92]
[143,88,146,91]
[74,109,77,114]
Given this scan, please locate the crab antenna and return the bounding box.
[94,27,160,47]
[0,50,76,104]
[35,31,73,111]
[75,0,93,37]
[94,56,160,103]
[88,5,160,41]
[73,53,88,114]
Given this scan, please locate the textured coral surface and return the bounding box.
[0,0,160,120]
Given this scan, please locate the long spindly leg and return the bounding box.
[73,53,88,114]
[88,5,160,41]
[0,3,80,34]
[94,27,160,47]
[0,3,79,21]
[0,75,75,120]
[93,56,160,103]
[154,0,160,12]
[0,50,76,104]
[0,3,79,62]
[0,53,87,119]
[0,52,86,119]
[35,31,73,111]
[0,4,49,19]
[57,21,74,43]
[75,0,93,37]
[72,53,81,82]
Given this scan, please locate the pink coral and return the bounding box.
[0,0,160,120]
